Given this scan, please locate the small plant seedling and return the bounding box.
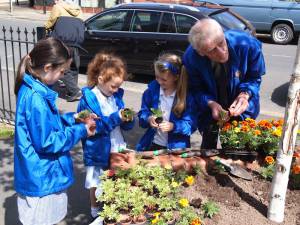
[121,108,134,122]
[77,109,91,119]
[202,200,220,218]
[217,110,229,127]
[150,108,163,124]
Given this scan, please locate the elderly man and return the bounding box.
[183,18,266,149]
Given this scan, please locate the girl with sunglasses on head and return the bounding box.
[136,53,197,151]
[14,37,96,225]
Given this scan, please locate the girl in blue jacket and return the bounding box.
[14,38,96,225]
[77,52,135,219]
[137,53,197,151]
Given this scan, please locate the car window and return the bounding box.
[86,10,130,31]
[175,14,197,34]
[131,11,161,32]
[210,11,247,31]
[159,13,176,33]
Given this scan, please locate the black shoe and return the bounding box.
[66,91,82,102]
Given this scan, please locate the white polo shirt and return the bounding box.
[92,87,126,152]
[153,87,176,147]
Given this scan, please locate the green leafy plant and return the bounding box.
[151,107,163,124]
[217,110,229,127]
[202,200,220,218]
[100,203,120,222]
[77,109,91,119]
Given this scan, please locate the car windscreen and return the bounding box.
[209,10,247,31]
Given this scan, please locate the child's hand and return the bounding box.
[148,116,159,128]
[158,121,174,132]
[85,120,96,137]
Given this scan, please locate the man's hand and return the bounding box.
[229,92,250,117]
[158,121,174,132]
[208,101,229,121]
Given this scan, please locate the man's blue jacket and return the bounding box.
[14,74,87,197]
[77,87,134,168]
[136,80,197,151]
[183,30,266,130]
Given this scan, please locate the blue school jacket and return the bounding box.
[77,87,135,168]
[136,80,197,151]
[14,73,87,197]
[183,30,266,131]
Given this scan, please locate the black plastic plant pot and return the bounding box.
[223,149,258,162]
[155,117,163,124]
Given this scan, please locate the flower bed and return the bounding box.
[97,162,219,225]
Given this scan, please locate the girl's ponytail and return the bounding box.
[173,65,187,117]
[15,55,31,95]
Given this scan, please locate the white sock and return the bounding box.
[91,207,100,218]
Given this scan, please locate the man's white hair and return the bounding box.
[188,18,224,52]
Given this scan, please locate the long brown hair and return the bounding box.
[154,53,188,117]
[87,52,127,87]
[15,37,71,95]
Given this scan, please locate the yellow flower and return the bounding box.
[234,127,240,133]
[179,198,189,207]
[185,176,195,186]
[272,128,282,137]
[153,212,160,218]
[151,218,159,224]
[298,129,300,135]
[265,156,275,165]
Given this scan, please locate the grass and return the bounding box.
[0,123,14,139]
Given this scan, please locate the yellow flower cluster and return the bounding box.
[179,198,189,207]
[185,176,195,186]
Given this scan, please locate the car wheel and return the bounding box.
[271,23,294,44]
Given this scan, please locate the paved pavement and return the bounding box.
[0,4,287,225]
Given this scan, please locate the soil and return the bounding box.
[180,166,300,225]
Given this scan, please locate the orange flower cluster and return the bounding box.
[190,218,201,225]
[292,165,300,175]
[220,118,283,154]
[265,156,275,165]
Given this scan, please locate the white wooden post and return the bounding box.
[267,37,300,223]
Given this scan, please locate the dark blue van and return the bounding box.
[197,0,300,44]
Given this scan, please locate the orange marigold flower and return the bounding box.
[258,120,267,127]
[292,165,300,175]
[241,121,248,126]
[253,130,261,136]
[190,218,201,225]
[241,126,250,132]
[249,122,256,128]
[265,121,273,129]
[265,156,275,165]
[278,119,284,126]
[272,120,280,127]
[293,152,300,158]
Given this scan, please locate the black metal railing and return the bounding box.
[0,26,37,124]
